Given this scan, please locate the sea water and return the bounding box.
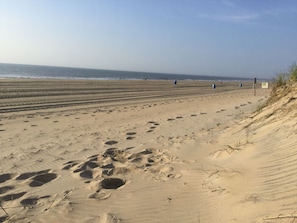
[0,63,251,81]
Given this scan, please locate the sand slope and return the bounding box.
[205,84,297,222]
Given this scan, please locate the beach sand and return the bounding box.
[1,79,295,222]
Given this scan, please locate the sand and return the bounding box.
[0,79,295,222]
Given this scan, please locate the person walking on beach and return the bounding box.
[174,80,177,85]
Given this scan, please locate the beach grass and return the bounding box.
[272,62,297,87]
[264,62,297,106]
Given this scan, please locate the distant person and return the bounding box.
[174,80,177,85]
[212,83,216,89]
[239,83,242,88]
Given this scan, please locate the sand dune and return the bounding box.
[204,84,297,222]
[3,79,295,222]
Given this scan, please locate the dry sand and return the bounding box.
[0,79,295,222]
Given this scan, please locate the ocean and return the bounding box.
[0,63,252,81]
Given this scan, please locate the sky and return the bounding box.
[0,0,297,79]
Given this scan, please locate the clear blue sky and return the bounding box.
[0,0,296,78]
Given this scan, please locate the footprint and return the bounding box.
[103,148,118,157]
[167,119,174,121]
[20,195,51,208]
[62,161,79,170]
[140,149,154,155]
[126,132,136,140]
[29,173,57,187]
[80,170,93,179]
[0,174,12,184]
[73,161,99,173]
[191,114,197,117]
[101,163,115,169]
[0,216,8,222]
[87,155,99,162]
[20,197,38,207]
[100,178,125,189]
[147,158,155,163]
[102,148,126,162]
[105,141,118,146]
[126,132,136,136]
[0,192,26,202]
[0,186,14,194]
[127,149,153,162]
[61,147,179,197]
[16,169,50,180]
[176,116,183,119]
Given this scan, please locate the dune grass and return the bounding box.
[273,62,297,87]
[255,62,297,113]
[287,62,297,80]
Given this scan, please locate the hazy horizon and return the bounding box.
[1,0,297,79]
